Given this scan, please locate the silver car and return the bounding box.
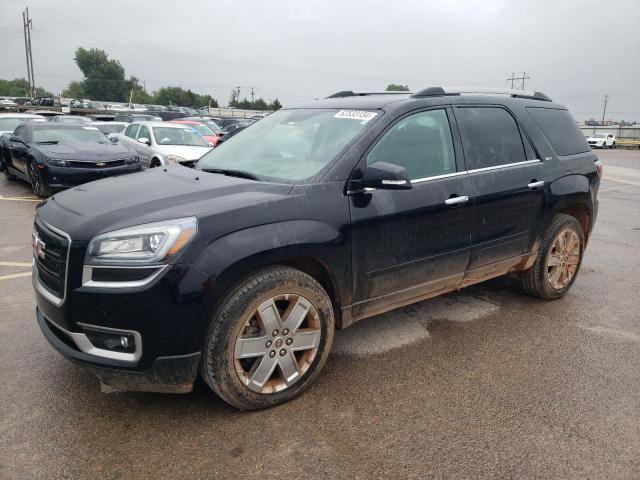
[116,121,212,168]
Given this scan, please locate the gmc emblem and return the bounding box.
[32,232,46,259]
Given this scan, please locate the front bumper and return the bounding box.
[37,308,201,393]
[41,163,141,189]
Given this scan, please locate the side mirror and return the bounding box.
[10,135,24,144]
[137,137,151,146]
[109,135,118,143]
[351,161,412,192]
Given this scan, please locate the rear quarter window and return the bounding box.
[526,107,590,156]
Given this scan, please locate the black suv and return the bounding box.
[33,87,600,410]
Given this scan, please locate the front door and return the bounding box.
[350,108,473,320]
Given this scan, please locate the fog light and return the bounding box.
[120,336,130,348]
[82,327,136,354]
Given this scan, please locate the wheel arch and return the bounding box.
[193,220,349,328]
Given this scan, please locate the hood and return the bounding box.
[155,144,212,160]
[36,165,292,240]
[587,137,604,142]
[35,141,135,160]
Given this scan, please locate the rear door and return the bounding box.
[453,106,546,273]
[134,124,153,167]
[350,108,473,319]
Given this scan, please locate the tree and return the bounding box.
[61,81,85,99]
[73,48,132,101]
[0,78,52,98]
[385,84,410,91]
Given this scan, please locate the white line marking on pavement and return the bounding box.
[0,195,40,202]
[0,261,32,267]
[0,271,31,281]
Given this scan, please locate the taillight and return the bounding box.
[595,160,603,176]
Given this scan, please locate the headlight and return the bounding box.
[48,158,69,167]
[85,217,197,266]
[125,156,140,165]
[165,155,185,164]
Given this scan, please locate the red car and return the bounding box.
[169,120,221,146]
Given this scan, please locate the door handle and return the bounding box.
[528,180,545,189]
[445,195,469,206]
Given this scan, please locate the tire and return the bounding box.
[517,214,585,300]
[28,160,52,198]
[612,142,616,149]
[200,266,335,410]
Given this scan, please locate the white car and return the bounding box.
[0,112,46,135]
[91,121,128,140]
[587,133,616,149]
[116,121,212,169]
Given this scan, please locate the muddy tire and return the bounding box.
[518,214,585,300]
[200,266,334,410]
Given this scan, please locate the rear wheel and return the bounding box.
[200,266,334,410]
[518,214,584,300]
[28,160,51,198]
[611,141,616,149]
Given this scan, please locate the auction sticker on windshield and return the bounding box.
[334,110,378,122]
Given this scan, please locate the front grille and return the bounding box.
[67,159,126,169]
[34,221,70,299]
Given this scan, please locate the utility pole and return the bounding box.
[236,86,241,102]
[601,95,609,126]
[22,8,35,98]
[250,87,255,104]
[506,71,530,90]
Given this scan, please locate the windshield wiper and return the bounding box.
[198,167,260,181]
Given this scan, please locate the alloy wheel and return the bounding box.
[546,228,581,289]
[234,294,321,394]
[28,162,42,196]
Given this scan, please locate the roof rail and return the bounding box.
[326,90,413,99]
[411,86,552,102]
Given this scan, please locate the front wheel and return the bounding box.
[200,266,335,410]
[28,160,52,198]
[517,214,584,300]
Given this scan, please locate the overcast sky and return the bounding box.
[1,0,639,120]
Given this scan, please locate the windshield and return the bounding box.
[152,126,209,146]
[204,120,222,132]
[197,109,377,182]
[33,127,108,143]
[0,117,42,131]
[592,133,607,138]
[181,123,214,136]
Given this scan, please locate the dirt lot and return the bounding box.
[1,149,639,479]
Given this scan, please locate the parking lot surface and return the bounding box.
[1,149,639,479]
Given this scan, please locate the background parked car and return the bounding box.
[169,120,220,146]
[587,133,616,149]
[29,97,61,107]
[0,113,47,172]
[114,113,162,123]
[2,123,140,197]
[116,121,212,168]
[48,115,93,125]
[184,116,223,133]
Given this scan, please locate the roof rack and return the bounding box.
[326,90,412,99]
[411,86,552,102]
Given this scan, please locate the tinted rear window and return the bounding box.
[526,108,590,156]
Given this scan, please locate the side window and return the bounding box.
[14,125,26,139]
[526,107,590,156]
[456,107,526,170]
[125,124,139,138]
[137,125,150,140]
[367,109,456,180]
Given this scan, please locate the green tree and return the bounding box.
[385,84,410,91]
[0,78,52,97]
[61,80,85,99]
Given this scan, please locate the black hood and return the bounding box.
[35,141,134,160]
[36,165,293,240]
